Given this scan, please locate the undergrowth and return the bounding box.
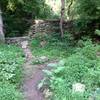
[31,32,75,59]
[0,44,24,100]
[43,39,100,100]
[31,33,100,100]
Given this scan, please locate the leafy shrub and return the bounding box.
[0,44,24,100]
[75,0,100,20]
[74,0,100,32]
[43,39,100,100]
[95,29,100,36]
[64,54,92,85]
[0,82,23,100]
[0,44,24,84]
[31,33,75,59]
[76,39,100,59]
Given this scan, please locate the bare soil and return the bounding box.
[21,41,45,100]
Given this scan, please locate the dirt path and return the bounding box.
[21,40,45,100]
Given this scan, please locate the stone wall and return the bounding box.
[29,19,74,37]
[6,36,30,46]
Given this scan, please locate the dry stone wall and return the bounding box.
[29,19,74,37]
[6,36,30,46]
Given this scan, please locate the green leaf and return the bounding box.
[95,29,100,36]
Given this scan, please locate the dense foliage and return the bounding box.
[0,0,100,37]
[0,82,22,100]
[31,32,75,59]
[67,0,100,32]
[75,0,100,20]
[0,0,100,99]
[31,34,100,100]
[43,39,100,100]
[0,44,24,100]
[0,0,54,37]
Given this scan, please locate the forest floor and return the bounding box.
[20,40,44,100]
[20,40,49,100]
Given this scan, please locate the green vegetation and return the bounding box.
[0,0,99,37]
[0,0,100,100]
[31,34,100,100]
[31,33,75,59]
[0,82,23,100]
[0,44,24,100]
[0,0,56,37]
[66,0,100,33]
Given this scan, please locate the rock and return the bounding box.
[21,41,28,49]
[95,88,100,94]
[43,88,52,99]
[33,56,49,64]
[47,59,66,68]
[39,56,49,63]
[72,83,85,93]
[89,88,100,100]
[58,59,66,66]
[88,96,95,100]
[39,56,46,59]
[47,63,58,67]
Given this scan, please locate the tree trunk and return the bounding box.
[60,0,65,38]
[0,8,5,43]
